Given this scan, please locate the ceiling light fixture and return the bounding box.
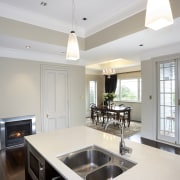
[66,0,80,61]
[40,1,47,6]
[102,68,116,79]
[145,0,173,30]
[25,45,31,49]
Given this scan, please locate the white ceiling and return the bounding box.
[0,0,146,37]
[0,0,180,71]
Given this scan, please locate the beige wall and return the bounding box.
[68,65,86,127]
[0,59,41,130]
[141,60,156,140]
[0,58,85,132]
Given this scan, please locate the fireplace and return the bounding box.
[0,115,36,150]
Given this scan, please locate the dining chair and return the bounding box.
[90,103,101,124]
[107,103,117,121]
[122,106,131,127]
[118,104,131,127]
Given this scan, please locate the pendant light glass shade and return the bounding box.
[66,30,80,60]
[145,0,173,30]
[66,0,80,61]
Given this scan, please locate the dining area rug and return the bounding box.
[86,119,141,138]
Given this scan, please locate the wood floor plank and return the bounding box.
[0,147,25,180]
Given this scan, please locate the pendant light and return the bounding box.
[66,0,80,60]
[145,0,173,30]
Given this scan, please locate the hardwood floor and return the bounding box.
[0,147,25,180]
[0,134,180,180]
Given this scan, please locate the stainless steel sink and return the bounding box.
[57,145,136,179]
[62,149,110,171]
[58,146,111,177]
[86,165,123,180]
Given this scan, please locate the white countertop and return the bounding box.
[25,126,180,180]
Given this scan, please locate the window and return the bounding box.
[115,72,141,102]
[89,81,97,105]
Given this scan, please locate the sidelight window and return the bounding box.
[89,81,97,105]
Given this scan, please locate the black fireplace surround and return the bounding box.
[0,115,36,150]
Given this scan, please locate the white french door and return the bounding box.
[157,59,180,145]
[41,65,69,132]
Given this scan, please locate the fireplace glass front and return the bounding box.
[0,115,36,150]
[5,120,32,148]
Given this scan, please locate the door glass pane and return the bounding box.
[160,81,164,92]
[159,61,176,138]
[160,94,164,105]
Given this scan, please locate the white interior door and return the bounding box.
[41,65,69,132]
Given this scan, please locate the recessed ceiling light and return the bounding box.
[40,1,47,6]
[25,45,31,49]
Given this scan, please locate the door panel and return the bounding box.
[42,66,69,132]
[56,72,68,115]
[47,72,56,113]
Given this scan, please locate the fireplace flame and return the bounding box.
[9,131,24,138]
[16,132,22,137]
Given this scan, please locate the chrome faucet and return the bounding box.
[105,120,132,155]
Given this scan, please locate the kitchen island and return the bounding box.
[25,126,180,180]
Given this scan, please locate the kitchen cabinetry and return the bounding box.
[25,140,65,180]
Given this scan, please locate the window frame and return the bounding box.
[115,77,142,102]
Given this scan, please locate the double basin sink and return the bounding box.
[57,145,136,179]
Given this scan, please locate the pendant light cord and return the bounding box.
[71,0,75,31]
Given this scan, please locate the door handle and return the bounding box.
[46,114,48,118]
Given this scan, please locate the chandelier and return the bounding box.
[102,68,116,78]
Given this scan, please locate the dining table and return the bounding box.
[96,105,132,127]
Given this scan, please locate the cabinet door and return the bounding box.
[45,161,65,180]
